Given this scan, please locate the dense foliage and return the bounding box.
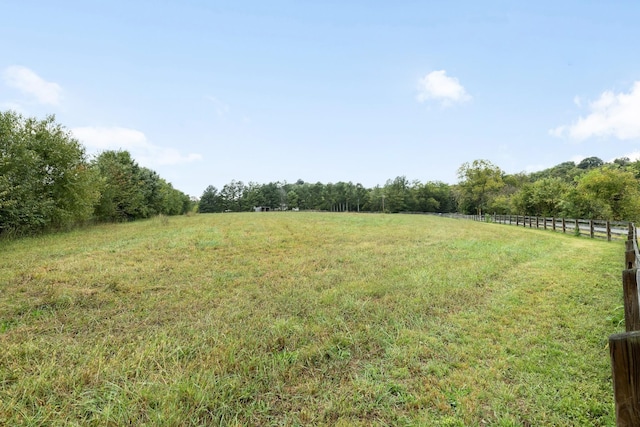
[454,158,640,222]
[200,157,640,222]
[91,150,191,222]
[0,111,191,236]
[198,178,455,214]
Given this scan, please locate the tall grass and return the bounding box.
[0,213,621,426]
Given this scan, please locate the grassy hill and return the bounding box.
[0,213,622,426]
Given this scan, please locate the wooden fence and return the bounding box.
[610,223,640,426]
[438,213,629,241]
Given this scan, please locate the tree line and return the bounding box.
[198,178,455,214]
[0,111,192,237]
[199,156,640,223]
[456,158,640,222]
[4,110,640,237]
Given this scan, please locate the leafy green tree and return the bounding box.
[457,160,505,215]
[158,180,188,215]
[199,185,220,213]
[525,177,571,217]
[0,111,99,235]
[529,161,581,183]
[92,150,148,221]
[286,190,299,209]
[509,183,534,215]
[577,156,604,170]
[364,185,385,212]
[292,183,311,210]
[242,182,266,210]
[383,176,413,212]
[613,157,631,168]
[322,183,337,211]
[414,181,454,213]
[137,167,164,216]
[219,180,245,211]
[572,167,640,220]
[354,183,368,212]
[259,182,282,210]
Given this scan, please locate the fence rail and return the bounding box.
[610,223,640,426]
[437,213,629,241]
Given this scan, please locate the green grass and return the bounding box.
[0,212,622,426]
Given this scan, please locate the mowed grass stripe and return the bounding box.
[0,213,621,426]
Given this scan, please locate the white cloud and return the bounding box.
[71,126,202,166]
[3,65,62,106]
[416,70,471,105]
[551,81,640,141]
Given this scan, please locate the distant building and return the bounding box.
[254,206,270,212]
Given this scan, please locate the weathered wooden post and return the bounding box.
[562,218,566,234]
[575,219,580,235]
[552,217,556,232]
[611,223,640,426]
[610,331,640,426]
[590,220,595,239]
[608,221,612,242]
[627,241,637,270]
[624,269,640,331]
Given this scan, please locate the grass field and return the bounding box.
[0,212,623,426]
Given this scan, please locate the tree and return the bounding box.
[354,183,368,212]
[572,167,640,221]
[219,180,245,211]
[456,160,504,215]
[529,161,581,183]
[529,177,570,217]
[383,176,413,213]
[199,186,220,213]
[0,111,99,235]
[414,181,454,213]
[577,156,604,170]
[243,182,266,210]
[92,150,148,221]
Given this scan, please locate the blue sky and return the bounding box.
[2,1,640,197]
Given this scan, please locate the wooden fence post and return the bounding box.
[590,220,595,239]
[610,331,640,426]
[627,241,637,270]
[562,218,566,234]
[608,221,612,242]
[552,217,556,232]
[575,219,580,235]
[624,269,640,332]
